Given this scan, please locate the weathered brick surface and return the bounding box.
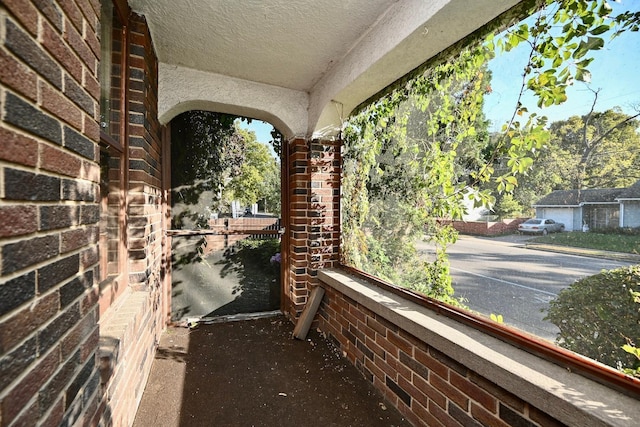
[0,291,58,354]
[4,168,61,201]
[0,205,38,237]
[4,18,62,89]
[0,48,38,100]
[317,283,564,427]
[0,2,150,426]
[286,138,340,320]
[1,235,60,274]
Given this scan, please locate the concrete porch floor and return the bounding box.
[133,315,411,426]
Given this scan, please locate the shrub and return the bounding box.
[545,265,640,373]
[592,226,640,236]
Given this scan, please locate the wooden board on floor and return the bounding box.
[292,286,325,340]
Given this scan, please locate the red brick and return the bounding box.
[469,372,526,413]
[84,21,100,58]
[412,399,443,427]
[81,284,99,315]
[471,402,509,427]
[83,114,100,143]
[61,310,97,360]
[40,143,82,177]
[64,18,96,71]
[42,19,83,84]
[79,159,100,182]
[357,319,376,341]
[387,331,413,356]
[374,352,400,380]
[428,399,459,427]
[431,371,469,410]
[0,291,59,354]
[399,329,428,352]
[414,347,448,379]
[376,334,399,359]
[58,0,84,33]
[0,128,39,167]
[364,335,386,359]
[364,356,385,382]
[348,304,366,322]
[412,374,447,409]
[398,374,429,408]
[11,399,40,427]
[84,68,100,102]
[3,0,38,35]
[529,405,566,427]
[450,370,497,412]
[61,226,96,253]
[1,347,60,424]
[0,50,38,101]
[367,316,388,337]
[0,205,38,237]
[81,390,100,427]
[386,352,413,381]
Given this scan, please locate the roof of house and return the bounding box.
[534,180,640,206]
[533,188,626,206]
[617,180,640,199]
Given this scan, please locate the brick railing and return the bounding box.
[316,269,640,427]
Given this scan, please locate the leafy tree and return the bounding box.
[546,105,640,189]
[226,126,280,214]
[493,193,525,219]
[487,105,640,213]
[171,111,245,228]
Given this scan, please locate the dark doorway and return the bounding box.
[169,111,283,322]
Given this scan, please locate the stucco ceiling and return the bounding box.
[128,0,522,138]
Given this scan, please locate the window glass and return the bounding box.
[99,0,126,311]
[99,0,123,144]
[341,1,640,381]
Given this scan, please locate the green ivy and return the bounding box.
[341,1,640,308]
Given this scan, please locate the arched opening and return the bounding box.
[168,111,286,322]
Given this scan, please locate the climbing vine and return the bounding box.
[341,0,640,304]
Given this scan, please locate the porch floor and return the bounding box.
[133,315,411,427]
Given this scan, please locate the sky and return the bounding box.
[243,1,640,140]
[484,0,640,131]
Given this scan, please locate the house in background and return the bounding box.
[533,180,640,231]
[1,1,639,426]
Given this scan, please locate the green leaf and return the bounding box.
[575,68,591,83]
[590,24,611,35]
[573,36,605,59]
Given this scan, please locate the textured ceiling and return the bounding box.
[128,0,398,92]
[128,0,522,136]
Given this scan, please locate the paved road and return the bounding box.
[416,235,636,341]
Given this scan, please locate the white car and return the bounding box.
[518,218,565,235]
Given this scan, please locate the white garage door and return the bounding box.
[541,208,575,231]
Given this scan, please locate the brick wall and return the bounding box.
[286,138,340,320]
[0,1,103,425]
[317,284,565,427]
[96,12,169,427]
[440,218,527,236]
[0,2,169,426]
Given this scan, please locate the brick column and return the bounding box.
[286,138,341,319]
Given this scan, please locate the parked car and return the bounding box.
[518,218,565,235]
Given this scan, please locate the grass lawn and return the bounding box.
[530,232,640,254]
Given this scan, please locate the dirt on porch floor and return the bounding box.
[133,315,411,427]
